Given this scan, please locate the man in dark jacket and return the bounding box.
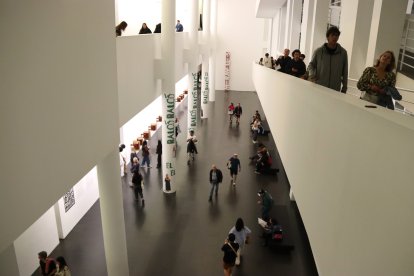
[286,49,306,77]
[258,189,274,220]
[209,164,223,202]
[275,49,291,73]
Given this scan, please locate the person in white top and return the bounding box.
[229,218,251,266]
[263,53,272,68]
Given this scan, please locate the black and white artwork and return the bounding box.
[64,188,75,212]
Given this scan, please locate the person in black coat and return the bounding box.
[275,48,291,73]
[208,164,223,202]
[156,140,162,168]
[132,170,144,205]
[139,23,152,34]
[154,23,161,33]
[286,49,306,78]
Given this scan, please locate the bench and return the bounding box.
[259,205,295,251]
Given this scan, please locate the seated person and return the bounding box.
[255,151,271,174]
[259,218,283,246]
[249,143,267,161]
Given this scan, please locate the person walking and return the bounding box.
[141,140,152,168]
[229,218,251,266]
[308,26,348,93]
[132,170,144,206]
[156,140,162,168]
[55,256,71,276]
[187,130,198,165]
[209,164,223,202]
[257,189,274,220]
[221,233,239,276]
[228,102,235,123]
[233,103,243,125]
[227,154,241,186]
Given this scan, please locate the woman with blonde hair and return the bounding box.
[357,51,401,109]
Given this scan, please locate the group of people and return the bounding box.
[260,48,307,78]
[38,251,71,276]
[115,20,184,36]
[227,102,243,125]
[259,26,402,110]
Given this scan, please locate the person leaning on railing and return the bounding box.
[357,50,401,110]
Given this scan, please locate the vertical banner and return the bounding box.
[188,71,198,130]
[201,58,209,118]
[162,92,176,192]
[224,51,231,91]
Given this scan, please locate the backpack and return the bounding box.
[272,225,283,241]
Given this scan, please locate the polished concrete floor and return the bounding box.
[34,91,318,276]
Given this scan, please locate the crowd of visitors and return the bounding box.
[258,26,402,109]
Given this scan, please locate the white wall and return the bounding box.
[55,167,100,239]
[215,0,266,91]
[0,0,119,253]
[116,33,188,126]
[253,64,414,276]
[0,244,19,276]
[14,207,59,276]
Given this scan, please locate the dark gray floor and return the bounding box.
[35,91,318,276]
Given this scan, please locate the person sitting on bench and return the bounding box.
[255,150,271,174]
[259,217,283,246]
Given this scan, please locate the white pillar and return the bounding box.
[187,0,199,130]
[289,0,303,50]
[366,0,408,68]
[300,0,315,58]
[201,56,209,118]
[284,0,293,48]
[209,0,218,102]
[97,149,129,276]
[309,0,330,56]
[341,0,375,79]
[162,0,177,193]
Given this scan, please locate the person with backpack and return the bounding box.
[38,251,56,276]
[257,189,274,220]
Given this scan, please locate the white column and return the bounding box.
[201,56,209,118]
[187,0,199,131]
[341,0,375,79]
[366,0,408,68]
[97,149,129,276]
[162,0,177,193]
[289,0,303,50]
[300,0,315,57]
[309,0,330,56]
[209,0,218,102]
[284,0,293,48]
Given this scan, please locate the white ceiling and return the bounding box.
[256,0,287,18]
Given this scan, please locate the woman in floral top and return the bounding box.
[357,51,396,109]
